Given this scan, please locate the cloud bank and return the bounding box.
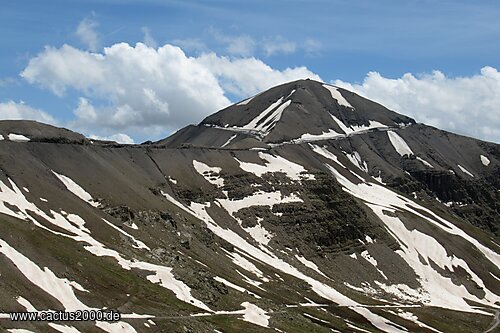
[334,67,500,143]
[20,42,319,139]
[0,101,56,124]
[13,34,500,144]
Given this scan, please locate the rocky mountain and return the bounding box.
[0,79,498,333]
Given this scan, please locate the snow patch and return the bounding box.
[0,178,208,313]
[214,276,260,299]
[101,218,149,250]
[52,171,100,207]
[416,156,434,168]
[318,161,500,312]
[162,193,408,333]
[193,160,224,187]
[294,129,343,143]
[457,164,474,177]
[330,114,387,135]
[48,324,81,333]
[244,217,273,245]
[236,152,314,180]
[389,310,442,333]
[345,151,368,174]
[218,190,302,217]
[0,238,88,311]
[8,133,30,142]
[236,97,292,136]
[237,96,254,106]
[221,134,237,148]
[295,254,328,278]
[480,155,490,166]
[310,145,346,168]
[226,251,268,281]
[241,302,269,328]
[323,84,353,109]
[387,131,413,156]
[303,313,330,324]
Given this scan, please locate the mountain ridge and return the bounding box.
[0,80,498,333]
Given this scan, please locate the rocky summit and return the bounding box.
[0,79,498,333]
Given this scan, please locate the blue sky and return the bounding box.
[1,0,500,143]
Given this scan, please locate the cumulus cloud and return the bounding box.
[334,66,500,143]
[197,53,321,97]
[20,42,319,137]
[76,17,100,51]
[0,100,56,124]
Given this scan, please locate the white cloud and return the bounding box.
[197,53,321,97]
[76,17,100,51]
[21,42,319,137]
[0,100,56,124]
[89,133,134,144]
[141,27,157,48]
[262,36,296,56]
[334,66,500,143]
[74,97,97,122]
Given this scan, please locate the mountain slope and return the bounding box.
[0,80,499,333]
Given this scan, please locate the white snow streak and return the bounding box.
[237,96,254,106]
[295,254,328,278]
[387,131,413,157]
[221,134,237,148]
[416,156,434,168]
[214,276,258,297]
[457,164,474,177]
[318,159,500,312]
[0,178,209,313]
[323,84,353,109]
[101,218,149,250]
[0,239,87,310]
[162,190,407,333]
[52,171,100,207]
[345,151,369,173]
[0,240,136,333]
[294,129,343,143]
[310,145,346,168]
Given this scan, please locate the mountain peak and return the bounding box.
[161,79,415,148]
